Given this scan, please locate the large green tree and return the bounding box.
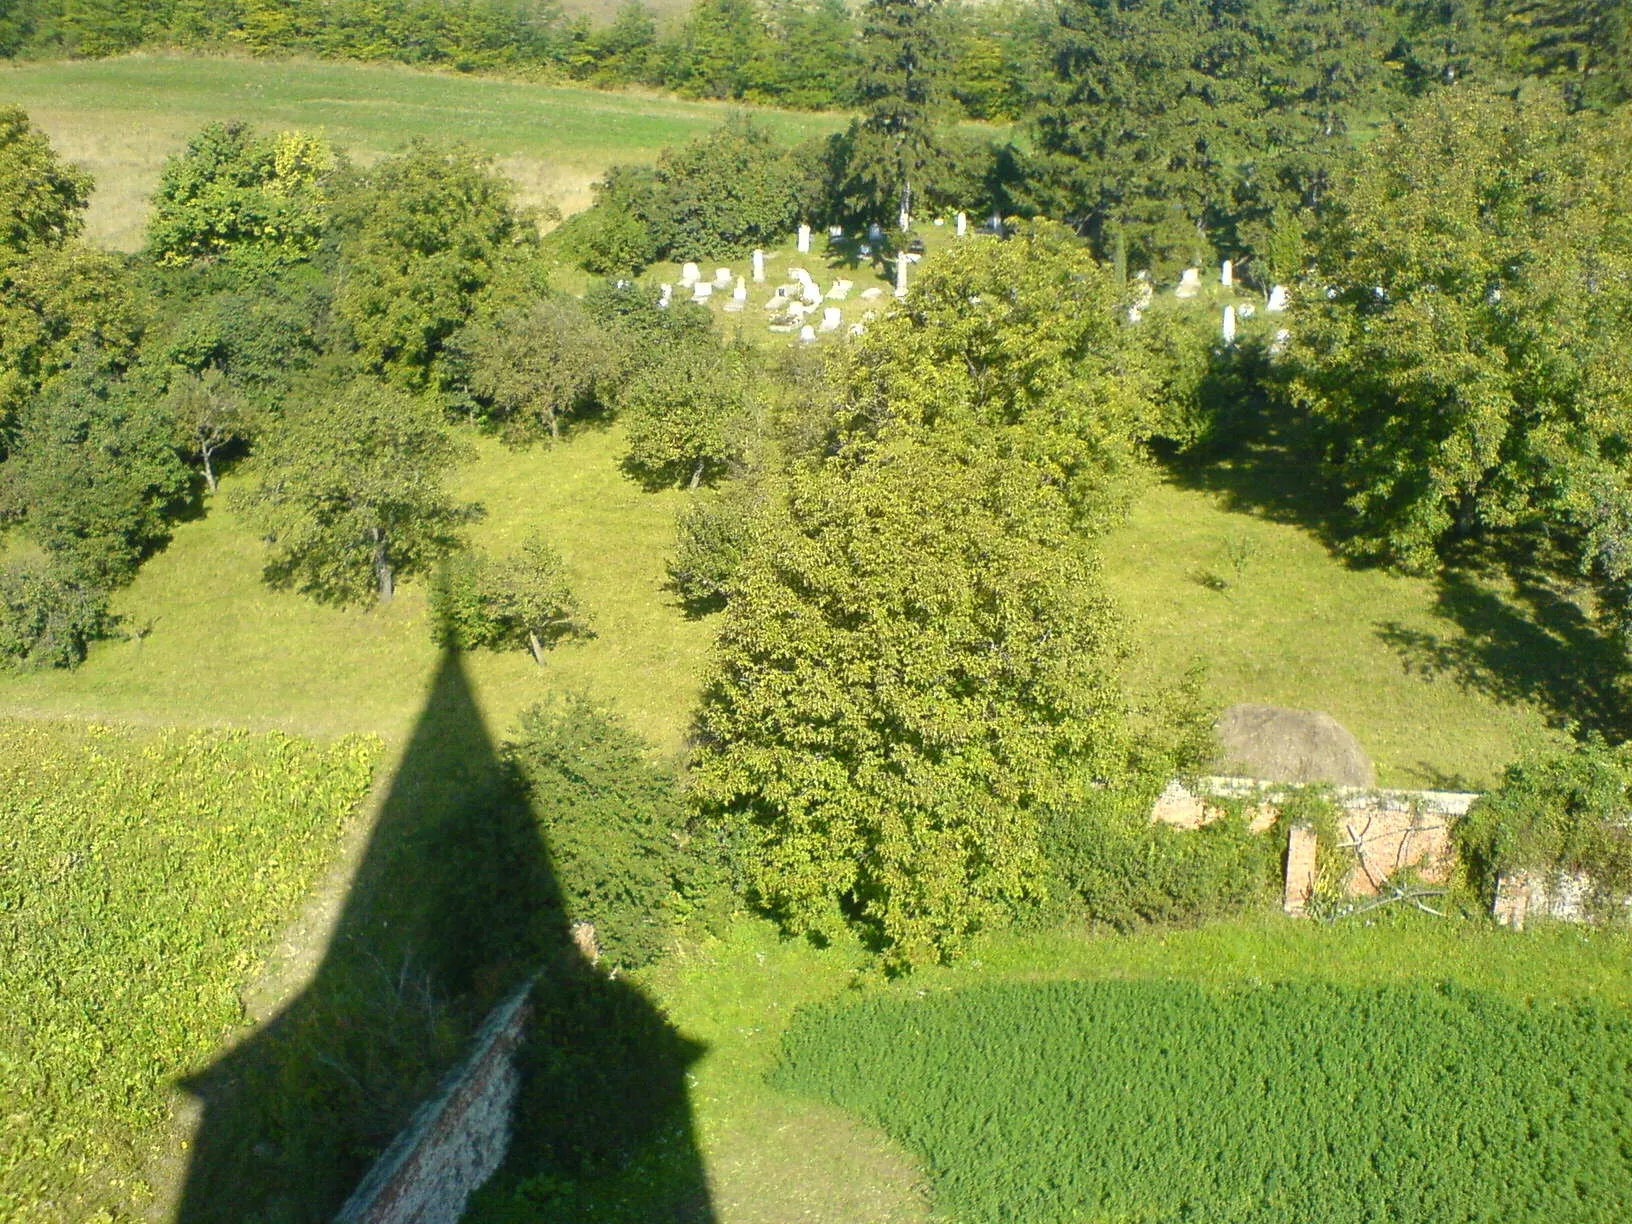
[332,141,541,392]
[619,341,754,489]
[0,106,92,257]
[691,433,1146,966]
[453,295,616,441]
[1284,88,1632,577]
[838,0,945,224]
[840,220,1158,533]
[238,380,471,604]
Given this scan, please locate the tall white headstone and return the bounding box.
[797,224,811,254]
[751,249,765,283]
[1266,284,1290,312]
[732,276,747,304]
[1221,259,1233,288]
[895,254,909,298]
[956,211,968,238]
[1222,305,1237,345]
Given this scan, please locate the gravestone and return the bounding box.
[860,286,884,301]
[1267,284,1289,312]
[799,324,816,343]
[820,306,842,332]
[829,225,844,238]
[1176,268,1202,299]
[956,211,968,238]
[691,281,713,303]
[1222,305,1236,345]
[797,224,811,254]
[825,279,852,301]
[1238,302,1255,318]
[658,283,672,309]
[713,267,731,288]
[1221,259,1233,287]
[1269,327,1291,356]
[680,262,700,287]
[751,249,765,283]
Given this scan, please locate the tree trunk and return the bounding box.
[547,406,559,441]
[201,447,218,495]
[689,458,704,490]
[373,528,393,604]
[528,631,546,667]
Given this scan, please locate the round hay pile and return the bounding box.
[1213,704,1374,787]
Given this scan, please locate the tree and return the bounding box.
[1,352,190,583]
[620,341,754,489]
[452,296,617,441]
[237,380,472,605]
[649,116,806,258]
[0,106,93,258]
[167,366,254,493]
[146,123,337,270]
[1282,89,1632,576]
[839,220,1158,533]
[331,141,541,392]
[431,539,589,664]
[690,432,1149,966]
[840,0,945,224]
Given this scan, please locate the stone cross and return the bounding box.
[797,224,811,254]
[752,249,765,283]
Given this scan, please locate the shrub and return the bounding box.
[776,978,1632,1224]
[1456,737,1632,919]
[666,479,773,613]
[505,696,723,968]
[0,554,111,669]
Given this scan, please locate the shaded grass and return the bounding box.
[0,52,846,249]
[0,423,713,756]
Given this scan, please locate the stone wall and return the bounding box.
[333,979,533,1224]
[1152,777,1478,912]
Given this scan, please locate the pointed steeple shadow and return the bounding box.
[173,649,713,1222]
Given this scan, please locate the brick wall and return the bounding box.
[333,979,533,1224]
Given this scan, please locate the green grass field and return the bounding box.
[0,53,845,249]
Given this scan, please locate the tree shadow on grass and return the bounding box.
[1374,538,1628,743]
[174,648,713,1223]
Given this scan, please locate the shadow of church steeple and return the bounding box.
[173,648,713,1222]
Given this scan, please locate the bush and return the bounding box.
[667,480,772,613]
[1457,738,1632,919]
[505,696,724,968]
[0,554,111,669]
[0,719,379,1220]
[776,978,1632,1224]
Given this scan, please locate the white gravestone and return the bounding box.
[1221,259,1233,288]
[868,221,884,242]
[732,276,747,303]
[829,225,844,238]
[691,281,713,303]
[825,279,852,301]
[1237,302,1255,318]
[799,324,817,343]
[751,249,766,283]
[1176,268,1202,298]
[680,262,700,287]
[797,224,811,254]
[860,286,884,301]
[1222,305,1237,345]
[820,307,842,332]
[658,283,672,309]
[1266,284,1290,312]
[714,267,731,288]
[956,211,968,238]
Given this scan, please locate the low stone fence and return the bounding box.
[1151,777,1478,915]
[333,979,533,1224]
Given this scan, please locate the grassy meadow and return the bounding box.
[0,53,846,249]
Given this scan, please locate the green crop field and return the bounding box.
[0,53,846,249]
[775,975,1632,1223]
[0,719,378,1222]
